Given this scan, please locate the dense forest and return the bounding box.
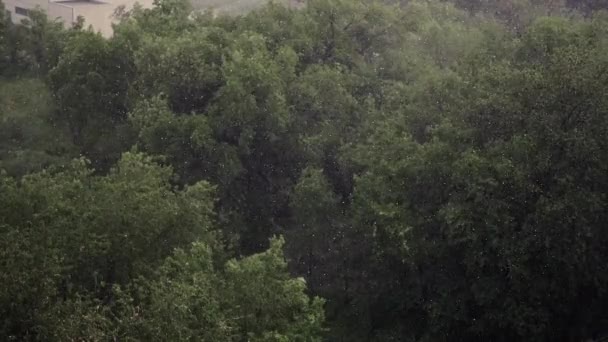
[1,0,608,340]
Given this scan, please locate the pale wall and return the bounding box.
[5,0,74,27]
[5,0,47,23]
[48,2,75,25]
[4,0,151,37]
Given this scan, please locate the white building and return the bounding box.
[4,0,152,37]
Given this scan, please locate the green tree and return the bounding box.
[0,78,75,176]
[86,237,325,341]
[1,8,69,76]
[222,236,325,341]
[0,152,217,339]
[0,0,7,71]
[48,30,135,170]
[348,12,608,341]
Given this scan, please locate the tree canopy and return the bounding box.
[2,0,608,340]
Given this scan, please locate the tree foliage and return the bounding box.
[2,0,608,340]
